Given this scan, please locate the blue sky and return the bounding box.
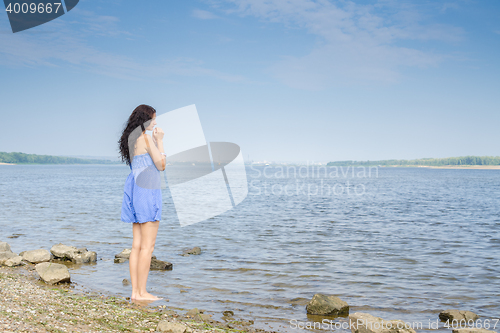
[0,0,499,163]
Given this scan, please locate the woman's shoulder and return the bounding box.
[135,133,154,148]
[136,133,152,141]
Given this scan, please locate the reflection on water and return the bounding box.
[1,164,499,332]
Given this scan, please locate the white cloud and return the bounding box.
[212,0,463,89]
[192,9,220,20]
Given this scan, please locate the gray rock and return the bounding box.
[182,247,201,255]
[453,329,497,333]
[223,310,234,317]
[122,278,130,286]
[185,308,206,321]
[186,308,202,316]
[0,242,12,252]
[72,251,98,264]
[114,249,159,265]
[0,251,17,265]
[51,244,97,264]
[151,258,173,270]
[349,312,416,333]
[35,262,71,284]
[72,255,84,264]
[5,255,23,267]
[22,249,51,264]
[115,248,132,259]
[306,293,349,316]
[50,244,79,261]
[200,314,212,321]
[157,320,189,333]
[83,251,97,263]
[439,310,479,322]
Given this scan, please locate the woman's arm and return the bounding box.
[144,130,166,171]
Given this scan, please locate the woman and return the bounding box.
[118,104,166,301]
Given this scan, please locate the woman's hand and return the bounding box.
[152,127,164,142]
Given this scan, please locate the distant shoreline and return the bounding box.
[0,151,119,165]
[0,162,123,166]
[381,165,500,170]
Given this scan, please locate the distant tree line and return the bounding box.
[0,151,119,164]
[327,156,500,167]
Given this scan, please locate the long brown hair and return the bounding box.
[118,104,156,166]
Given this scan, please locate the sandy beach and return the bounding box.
[424,165,500,169]
[384,165,500,170]
[0,265,269,333]
[0,162,16,165]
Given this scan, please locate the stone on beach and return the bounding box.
[349,312,416,333]
[50,243,97,264]
[183,308,212,323]
[0,251,17,265]
[0,241,16,266]
[4,255,23,267]
[305,293,349,316]
[223,310,234,317]
[0,241,12,252]
[157,320,190,333]
[115,248,173,270]
[115,248,157,260]
[181,246,201,256]
[151,258,173,270]
[115,248,132,259]
[22,249,51,264]
[439,310,479,322]
[81,251,97,263]
[186,308,203,319]
[35,262,71,284]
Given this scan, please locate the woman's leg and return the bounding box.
[136,220,160,300]
[129,223,142,300]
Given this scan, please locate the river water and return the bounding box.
[1,164,499,332]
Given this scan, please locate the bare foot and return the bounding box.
[135,292,162,301]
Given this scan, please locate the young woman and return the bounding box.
[118,104,166,301]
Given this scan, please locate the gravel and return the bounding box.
[0,265,272,333]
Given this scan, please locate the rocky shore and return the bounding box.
[1,240,497,333]
[0,241,267,333]
[0,265,267,333]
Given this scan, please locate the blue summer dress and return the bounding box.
[121,153,162,223]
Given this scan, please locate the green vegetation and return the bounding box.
[0,151,119,164]
[327,156,500,167]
